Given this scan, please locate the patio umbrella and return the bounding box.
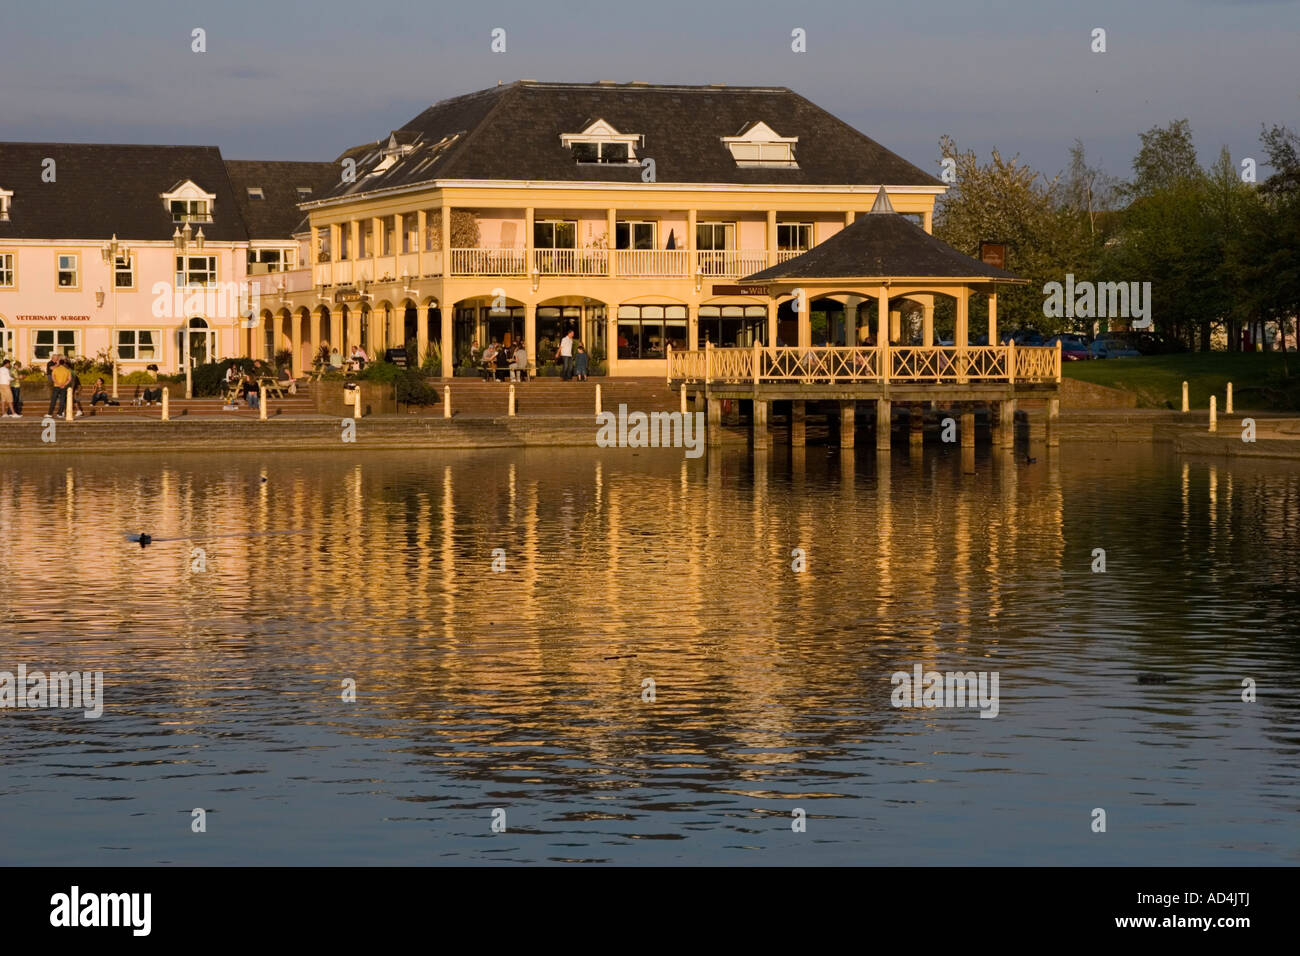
[665,230,676,249]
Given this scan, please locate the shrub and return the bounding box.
[192,358,256,397]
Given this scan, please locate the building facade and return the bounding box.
[269,81,947,378]
[0,143,331,374]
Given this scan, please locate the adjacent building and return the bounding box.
[0,143,332,373]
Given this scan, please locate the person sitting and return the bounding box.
[494,344,510,381]
[509,344,528,382]
[349,346,368,372]
[329,349,343,369]
[90,378,113,406]
[479,343,498,380]
[242,374,260,410]
[277,364,298,395]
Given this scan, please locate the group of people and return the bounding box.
[470,330,590,382]
[476,340,529,382]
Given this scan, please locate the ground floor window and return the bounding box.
[454,307,478,366]
[537,306,580,360]
[485,306,524,348]
[34,328,79,361]
[698,305,767,347]
[585,305,606,361]
[0,321,13,359]
[617,304,686,360]
[117,329,159,361]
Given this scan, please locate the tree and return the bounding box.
[1129,119,1200,197]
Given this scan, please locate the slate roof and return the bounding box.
[743,208,1024,282]
[0,143,249,242]
[224,160,337,238]
[312,81,942,202]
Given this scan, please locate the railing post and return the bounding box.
[752,340,760,384]
[1007,340,1016,384]
[160,387,169,422]
[443,385,451,418]
[705,341,713,385]
[595,383,602,417]
[879,343,890,384]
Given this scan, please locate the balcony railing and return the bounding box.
[306,248,816,284]
[695,250,769,277]
[614,249,689,276]
[669,344,1062,385]
[533,249,608,276]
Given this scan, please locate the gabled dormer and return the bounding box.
[561,119,641,164]
[161,180,215,223]
[0,186,12,221]
[370,131,422,175]
[722,121,798,168]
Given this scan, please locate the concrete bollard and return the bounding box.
[680,384,687,415]
[161,387,169,422]
[1209,394,1217,433]
[260,391,268,420]
[508,383,516,417]
[1181,380,1189,413]
[443,385,451,419]
[65,389,74,422]
[595,383,602,417]
[1226,382,1233,415]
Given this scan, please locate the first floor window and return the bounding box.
[171,199,210,223]
[57,254,79,288]
[616,305,687,360]
[0,252,14,287]
[248,248,293,272]
[777,223,812,251]
[696,222,735,251]
[114,254,135,288]
[534,220,576,249]
[34,329,78,360]
[117,329,158,361]
[698,305,768,347]
[615,221,656,250]
[176,255,217,286]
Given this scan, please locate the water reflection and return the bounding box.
[0,444,1297,865]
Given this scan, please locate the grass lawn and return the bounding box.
[1062,352,1300,410]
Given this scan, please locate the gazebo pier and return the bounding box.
[672,341,1060,452]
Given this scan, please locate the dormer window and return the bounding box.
[722,122,798,168]
[296,186,312,200]
[0,187,11,221]
[161,180,216,223]
[562,119,640,165]
[247,187,265,200]
[370,132,419,176]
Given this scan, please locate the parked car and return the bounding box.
[1005,329,1045,346]
[1090,337,1141,359]
[1045,334,1091,361]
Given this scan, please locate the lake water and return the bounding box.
[1,442,1297,865]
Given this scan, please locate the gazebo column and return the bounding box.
[844,295,860,346]
[876,398,891,451]
[988,291,998,346]
[766,298,777,348]
[917,293,934,347]
[798,293,811,349]
[889,307,901,343]
[876,284,889,367]
[955,289,970,383]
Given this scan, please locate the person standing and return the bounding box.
[45,355,59,415]
[69,368,85,418]
[49,358,73,417]
[0,359,16,417]
[559,330,576,381]
[9,363,21,416]
[574,344,589,382]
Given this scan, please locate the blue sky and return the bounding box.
[1,0,1296,180]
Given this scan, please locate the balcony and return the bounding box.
[304,248,806,285]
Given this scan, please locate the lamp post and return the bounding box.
[101,233,123,398]
[173,223,205,399]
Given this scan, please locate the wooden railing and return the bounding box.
[613,249,689,276]
[450,248,526,276]
[669,344,1061,385]
[695,250,769,277]
[533,249,608,276]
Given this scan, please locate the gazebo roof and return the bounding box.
[743,188,1024,284]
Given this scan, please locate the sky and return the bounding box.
[1,0,1296,181]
